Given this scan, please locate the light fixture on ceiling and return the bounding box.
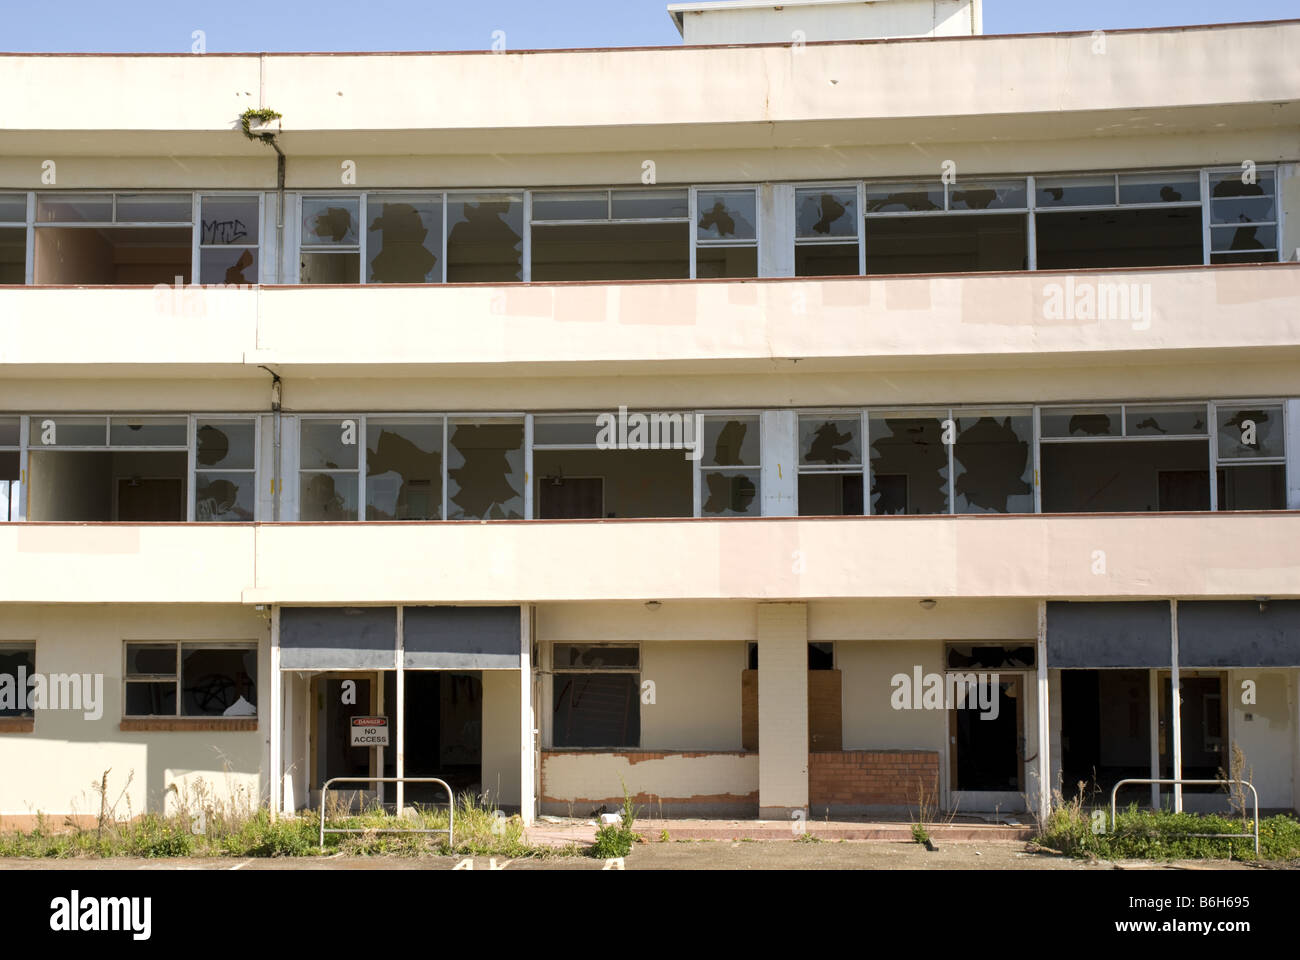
[645,601,662,611]
[1256,597,1271,613]
[919,599,937,610]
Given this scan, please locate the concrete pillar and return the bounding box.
[757,602,808,818]
[1035,601,1050,825]
[760,410,797,517]
[481,670,522,810]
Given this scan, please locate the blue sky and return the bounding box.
[1,0,1296,52]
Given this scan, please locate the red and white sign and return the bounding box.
[350,716,389,747]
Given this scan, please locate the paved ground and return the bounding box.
[0,840,1277,870]
[527,815,1031,845]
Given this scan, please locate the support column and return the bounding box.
[269,606,281,820]
[1149,670,1161,808]
[1171,599,1183,812]
[757,602,808,819]
[395,606,405,815]
[520,605,535,826]
[1035,601,1051,825]
[760,411,797,517]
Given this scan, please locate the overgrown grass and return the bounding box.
[1036,793,1300,862]
[589,782,641,859]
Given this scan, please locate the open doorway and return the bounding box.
[382,671,483,805]
[312,675,378,811]
[1060,670,1152,801]
[950,676,1024,793]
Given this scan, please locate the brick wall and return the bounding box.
[808,750,940,808]
[539,749,759,817]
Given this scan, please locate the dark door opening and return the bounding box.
[315,676,375,809]
[383,671,482,805]
[1159,673,1227,795]
[1060,669,1151,801]
[950,676,1023,791]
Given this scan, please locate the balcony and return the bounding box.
[2,513,1298,605]
[2,264,1299,376]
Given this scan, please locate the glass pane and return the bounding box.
[869,414,949,515]
[446,196,523,283]
[196,420,255,469]
[553,644,640,668]
[1035,176,1114,207]
[126,642,177,677]
[1126,404,1208,437]
[701,468,761,516]
[181,646,257,716]
[37,194,113,222]
[533,415,603,446]
[1040,407,1122,438]
[0,418,17,446]
[1210,172,1275,224]
[798,417,861,466]
[1118,173,1200,205]
[109,417,187,446]
[447,421,524,520]
[949,180,1028,211]
[0,645,35,717]
[0,195,26,221]
[125,681,177,716]
[1218,464,1286,510]
[552,673,640,748]
[703,417,759,466]
[300,419,359,470]
[796,188,858,237]
[367,196,442,283]
[794,243,859,277]
[865,215,1027,275]
[797,473,864,517]
[299,473,359,521]
[116,194,192,222]
[200,247,259,284]
[300,251,360,283]
[954,412,1034,514]
[696,190,757,241]
[1211,250,1280,265]
[531,192,607,221]
[695,245,757,278]
[530,222,689,282]
[1216,405,1284,459]
[611,189,689,220]
[195,472,256,522]
[1210,224,1276,254]
[200,196,259,245]
[0,227,24,284]
[301,197,359,245]
[1035,208,1203,270]
[864,182,943,214]
[365,419,443,520]
[32,416,105,446]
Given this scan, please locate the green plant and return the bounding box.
[794,832,822,844]
[239,108,283,144]
[911,821,930,844]
[659,828,670,842]
[587,780,641,859]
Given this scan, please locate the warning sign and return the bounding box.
[350,716,389,747]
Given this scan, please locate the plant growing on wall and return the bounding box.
[239,108,283,144]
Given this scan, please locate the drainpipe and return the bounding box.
[260,366,283,520]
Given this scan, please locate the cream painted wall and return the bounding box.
[838,639,946,752]
[642,641,744,750]
[811,599,1037,641]
[480,669,521,807]
[1229,669,1295,809]
[538,601,756,643]
[540,752,758,812]
[0,604,269,821]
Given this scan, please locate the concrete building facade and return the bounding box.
[2,2,1299,828]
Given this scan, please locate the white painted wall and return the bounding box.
[480,669,522,807]
[1229,669,1295,809]
[674,0,980,44]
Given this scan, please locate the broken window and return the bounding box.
[446,195,523,283]
[26,416,189,521]
[695,188,758,278]
[447,420,524,520]
[1041,403,1211,513]
[1216,403,1287,509]
[194,419,256,521]
[700,416,761,516]
[299,418,360,521]
[868,412,949,515]
[365,418,442,520]
[551,644,640,748]
[366,195,442,283]
[864,179,1028,275]
[300,196,360,283]
[954,410,1034,514]
[946,644,1035,670]
[124,641,257,718]
[531,188,689,282]
[0,644,35,718]
[33,193,193,284]
[0,417,18,521]
[199,196,259,284]
[794,186,859,276]
[797,414,864,516]
[1209,168,1279,264]
[0,194,25,284]
[1034,172,1202,269]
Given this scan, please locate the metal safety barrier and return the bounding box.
[318,776,454,851]
[1109,778,1259,856]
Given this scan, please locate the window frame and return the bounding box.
[695,410,764,518]
[690,184,761,280]
[549,642,642,750]
[0,641,37,722]
[122,639,258,720]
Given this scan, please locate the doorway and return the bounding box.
[312,674,379,811]
[1060,669,1151,801]
[949,675,1024,793]
[382,671,483,805]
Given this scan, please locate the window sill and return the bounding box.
[119,717,258,732]
[0,718,35,733]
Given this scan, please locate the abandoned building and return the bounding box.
[1,0,1299,828]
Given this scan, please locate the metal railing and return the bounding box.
[318,776,454,851]
[1109,778,1259,856]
